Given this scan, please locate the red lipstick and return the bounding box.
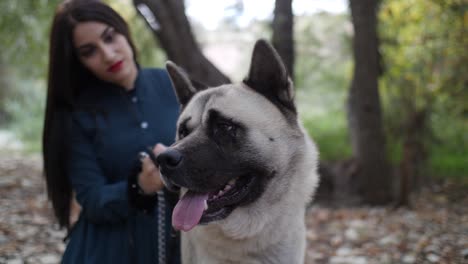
[108,60,123,73]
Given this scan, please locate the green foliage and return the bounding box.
[379,0,468,177]
[4,77,46,153]
[300,107,351,161]
[0,0,60,78]
[0,0,59,127]
[429,105,468,178]
[295,13,352,93]
[295,13,353,161]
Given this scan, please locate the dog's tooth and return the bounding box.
[228,179,236,185]
[218,190,224,196]
[224,185,231,191]
[204,200,208,210]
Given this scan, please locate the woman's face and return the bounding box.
[73,21,137,90]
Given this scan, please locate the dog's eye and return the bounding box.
[179,127,189,139]
[214,121,237,137]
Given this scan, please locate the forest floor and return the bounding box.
[0,153,467,264]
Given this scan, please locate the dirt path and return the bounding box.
[0,154,65,264]
[0,154,467,264]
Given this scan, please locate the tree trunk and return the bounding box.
[396,109,428,207]
[133,0,230,86]
[347,0,392,205]
[272,0,294,80]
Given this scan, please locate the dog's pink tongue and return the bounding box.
[172,191,208,232]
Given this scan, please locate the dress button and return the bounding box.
[141,122,148,129]
[131,96,138,103]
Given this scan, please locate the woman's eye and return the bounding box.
[79,47,96,58]
[103,32,115,43]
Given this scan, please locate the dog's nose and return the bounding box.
[157,149,183,169]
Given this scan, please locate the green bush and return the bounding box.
[429,109,468,178]
[301,111,351,161]
[298,89,351,161]
[5,78,45,153]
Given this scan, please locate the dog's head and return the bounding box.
[159,40,310,232]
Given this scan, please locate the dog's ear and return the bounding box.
[166,61,207,106]
[189,78,209,93]
[243,39,296,112]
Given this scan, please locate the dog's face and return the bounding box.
[158,40,304,232]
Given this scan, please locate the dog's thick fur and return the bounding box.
[159,40,319,264]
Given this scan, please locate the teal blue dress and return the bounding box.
[62,68,181,264]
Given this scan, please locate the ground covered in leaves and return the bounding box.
[0,154,467,264]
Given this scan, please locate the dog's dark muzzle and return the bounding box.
[157,148,183,170]
[156,148,190,189]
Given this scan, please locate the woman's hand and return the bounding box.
[137,144,167,194]
[69,191,82,228]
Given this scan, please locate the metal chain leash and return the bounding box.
[157,191,166,264]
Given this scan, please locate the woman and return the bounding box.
[42,1,180,263]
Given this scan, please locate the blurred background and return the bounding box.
[0,0,467,263]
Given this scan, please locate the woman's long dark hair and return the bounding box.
[43,0,138,229]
